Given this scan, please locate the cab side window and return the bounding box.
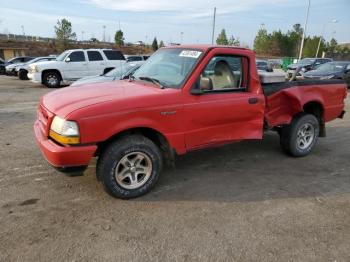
[68,51,86,62]
[87,51,103,61]
[196,55,249,92]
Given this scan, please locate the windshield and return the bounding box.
[105,63,133,77]
[315,62,346,72]
[56,51,70,61]
[299,58,315,65]
[133,48,203,88]
[24,58,37,64]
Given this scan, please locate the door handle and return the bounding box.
[248,97,259,104]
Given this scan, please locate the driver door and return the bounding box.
[64,51,89,80]
[183,52,265,150]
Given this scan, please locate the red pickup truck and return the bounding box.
[34,45,347,199]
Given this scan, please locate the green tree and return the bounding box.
[54,18,76,52]
[253,28,270,55]
[114,30,124,46]
[228,36,240,46]
[216,29,228,45]
[159,40,165,48]
[303,36,325,57]
[90,37,99,43]
[152,37,158,51]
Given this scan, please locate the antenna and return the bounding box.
[211,7,216,44]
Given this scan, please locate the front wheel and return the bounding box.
[42,71,61,88]
[97,135,163,199]
[18,70,28,80]
[280,114,319,157]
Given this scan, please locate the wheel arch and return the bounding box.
[96,126,176,167]
[302,100,325,137]
[41,69,62,84]
[103,67,114,74]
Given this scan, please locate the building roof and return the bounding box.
[0,47,29,50]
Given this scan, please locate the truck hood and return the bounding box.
[303,69,343,77]
[42,80,178,117]
[288,62,312,70]
[71,75,113,86]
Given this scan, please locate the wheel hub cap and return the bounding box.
[115,152,152,190]
[296,123,315,150]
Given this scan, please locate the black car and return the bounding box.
[0,56,35,75]
[287,58,333,78]
[303,61,350,87]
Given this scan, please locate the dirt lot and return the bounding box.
[0,75,349,262]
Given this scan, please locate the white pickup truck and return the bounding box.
[28,49,126,88]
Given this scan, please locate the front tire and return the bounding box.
[18,70,28,80]
[97,135,163,199]
[42,71,61,88]
[280,114,319,157]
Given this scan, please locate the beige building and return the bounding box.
[0,47,28,60]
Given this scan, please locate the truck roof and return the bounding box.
[164,44,250,52]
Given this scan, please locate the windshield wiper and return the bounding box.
[138,76,164,89]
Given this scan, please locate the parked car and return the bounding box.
[71,62,144,86]
[15,56,57,80]
[0,58,4,74]
[34,45,347,199]
[303,61,350,87]
[125,55,150,62]
[1,56,35,75]
[256,59,273,72]
[287,58,333,78]
[28,49,126,88]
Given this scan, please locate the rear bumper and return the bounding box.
[34,120,97,168]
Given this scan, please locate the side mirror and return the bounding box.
[65,57,71,62]
[191,76,213,95]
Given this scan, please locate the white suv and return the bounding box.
[28,49,126,88]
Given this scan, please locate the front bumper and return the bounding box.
[28,72,41,83]
[34,120,97,168]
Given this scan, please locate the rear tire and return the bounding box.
[97,135,163,199]
[42,71,61,88]
[18,70,28,80]
[280,114,319,157]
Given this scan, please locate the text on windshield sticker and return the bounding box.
[179,50,202,58]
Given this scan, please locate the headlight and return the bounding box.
[49,116,80,145]
[301,67,306,72]
[30,65,38,73]
[320,75,335,80]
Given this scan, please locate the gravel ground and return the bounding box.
[0,75,349,262]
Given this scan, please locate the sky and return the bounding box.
[0,0,349,47]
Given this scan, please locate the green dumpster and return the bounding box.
[282,57,296,71]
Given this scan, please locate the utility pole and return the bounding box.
[211,7,216,45]
[298,0,311,60]
[315,19,338,57]
[102,25,106,42]
[21,25,25,36]
[81,30,85,41]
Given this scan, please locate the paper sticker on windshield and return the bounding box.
[179,50,202,58]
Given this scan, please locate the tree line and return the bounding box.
[54,18,165,52]
[253,23,349,58]
[54,18,349,58]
